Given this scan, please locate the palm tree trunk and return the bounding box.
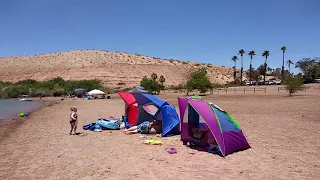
[234,61,236,83]
[240,56,243,86]
[288,64,291,75]
[264,58,267,83]
[249,57,252,82]
[281,52,285,79]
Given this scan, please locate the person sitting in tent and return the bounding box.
[124,120,162,135]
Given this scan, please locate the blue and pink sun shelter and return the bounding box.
[130,93,181,136]
[178,96,250,156]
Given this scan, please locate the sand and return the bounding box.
[1,85,320,180]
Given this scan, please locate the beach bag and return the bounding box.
[192,128,209,146]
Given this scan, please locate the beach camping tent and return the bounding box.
[132,93,180,136]
[128,87,149,94]
[118,92,139,126]
[118,92,180,136]
[88,89,106,95]
[74,88,87,97]
[136,86,145,90]
[178,96,250,156]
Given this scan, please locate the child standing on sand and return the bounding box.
[69,107,78,135]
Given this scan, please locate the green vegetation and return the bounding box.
[262,50,270,82]
[248,50,256,82]
[140,73,164,94]
[281,46,287,78]
[295,57,320,82]
[185,68,212,94]
[283,77,305,96]
[238,49,245,86]
[0,77,104,98]
[231,56,238,83]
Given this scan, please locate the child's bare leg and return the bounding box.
[70,123,74,135]
[73,122,78,134]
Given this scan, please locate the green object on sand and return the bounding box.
[191,95,202,99]
[19,112,25,117]
[82,156,87,158]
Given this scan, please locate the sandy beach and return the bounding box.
[1,85,320,180]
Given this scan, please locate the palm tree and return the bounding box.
[287,60,294,76]
[238,49,245,85]
[248,50,256,82]
[267,67,272,73]
[262,50,270,83]
[231,56,239,83]
[281,46,287,79]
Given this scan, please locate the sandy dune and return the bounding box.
[0,86,319,180]
[0,50,237,88]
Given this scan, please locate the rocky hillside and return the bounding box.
[0,50,236,88]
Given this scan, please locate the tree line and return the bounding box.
[0,77,104,98]
[231,46,320,84]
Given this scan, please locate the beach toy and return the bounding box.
[168,148,177,154]
[19,112,25,117]
[82,155,87,159]
[151,140,162,145]
[25,113,29,117]
[144,139,163,145]
[94,129,102,132]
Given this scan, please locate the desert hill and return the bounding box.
[0,50,236,88]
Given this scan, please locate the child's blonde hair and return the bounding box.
[70,106,77,111]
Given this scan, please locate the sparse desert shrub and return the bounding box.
[283,77,305,96]
[169,84,185,90]
[182,61,188,65]
[140,77,164,94]
[185,67,212,94]
[117,82,126,85]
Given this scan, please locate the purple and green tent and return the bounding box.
[178,96,250,156]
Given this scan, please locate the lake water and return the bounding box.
[0,99,42,120]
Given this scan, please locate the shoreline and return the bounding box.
[0,98,60,143]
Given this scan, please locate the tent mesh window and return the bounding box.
[142,104,158,116]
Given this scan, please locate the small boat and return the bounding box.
[19,95,33,102]
[19,98,33,102]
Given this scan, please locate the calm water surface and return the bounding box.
[0,99,42,120]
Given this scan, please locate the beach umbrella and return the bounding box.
[87,89,106,95]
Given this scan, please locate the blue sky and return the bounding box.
[0,0,319,73]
